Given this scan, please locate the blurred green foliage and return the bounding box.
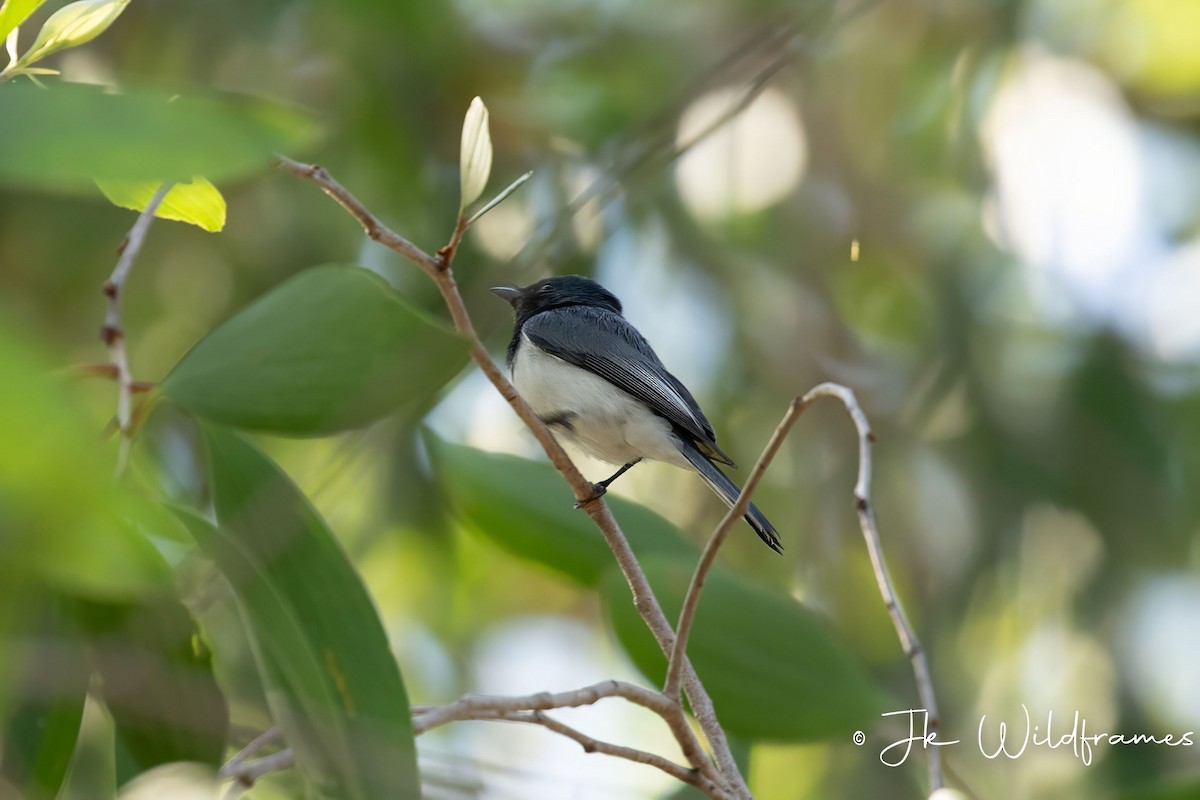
[161,266,468,435]
[188,429,419,797]
[0,82,314,189]
[2,0,1200,798]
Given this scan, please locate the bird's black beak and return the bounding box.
[489,285,522,306]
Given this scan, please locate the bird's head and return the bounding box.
[490,275,622,322]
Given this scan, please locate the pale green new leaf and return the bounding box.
[458,96,492,210]
[0,0,47,43]
[11,0,129,70]
[96,177,227,232]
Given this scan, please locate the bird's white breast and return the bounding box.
[512,335,688,468]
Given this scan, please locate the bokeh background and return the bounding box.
[3,0,1200,798]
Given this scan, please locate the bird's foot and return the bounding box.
[573,483,608,509]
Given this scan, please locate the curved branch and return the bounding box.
[665,382,944,791]
[663,385,805,699]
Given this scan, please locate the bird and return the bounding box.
[491,275,782,553]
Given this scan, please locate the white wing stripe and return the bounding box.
[629,361,703,432]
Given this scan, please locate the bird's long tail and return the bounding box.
[678,443,783,554]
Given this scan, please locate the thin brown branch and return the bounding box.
[101,181,172,476]
[667,382,943,790]
[836,385,945,792]
[410,680,665,733]
[662,383,806,700]
[502,710,733,799]
[272,156,441,276]
[417,705,727,796]
[277,156,750,799]
[411,680,709,779]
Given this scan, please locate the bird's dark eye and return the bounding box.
[539,284,553,294]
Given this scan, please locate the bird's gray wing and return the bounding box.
[524,307,734,465]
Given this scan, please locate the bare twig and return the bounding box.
[411,680,709,778]
[411,680,664,732]
[666,382,943,790]
[100,181,172,475]
[418,705,723,794]
[835,385,945,792]
[220,682,724,798]
[662,382,804,700]
[493,710,732,799]
[275,155,750,799]
[272,158,440,275]
[219,727,282,780]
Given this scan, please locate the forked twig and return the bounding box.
[221,749,294,799]
[411,680,724,793]
[664,382,944,791]
[221,681,721,797]
[486,710,731,798]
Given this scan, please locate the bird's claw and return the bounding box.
[573,483,608,509]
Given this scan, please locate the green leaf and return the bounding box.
[7,0,128,71]
[0,0,47,42]
[601,557,887,742]
[0,322,172,599]
[458,96,492,209]
[182,429,419,798]
[74,593,229,776]
[161,266,467,436]
[0,82,317,191]
[96,176,227,232]
[1,592,89,800]
[424,433,696,586]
